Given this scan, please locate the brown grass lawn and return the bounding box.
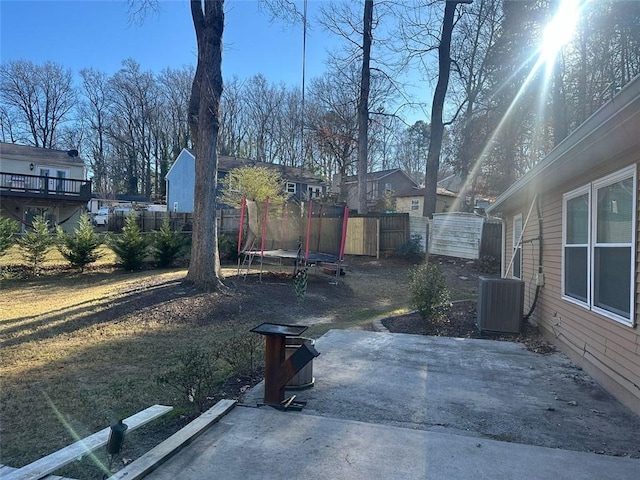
[0,251,414,478]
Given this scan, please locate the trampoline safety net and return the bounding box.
[238,198,348,271]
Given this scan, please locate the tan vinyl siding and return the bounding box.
[503,160,640,414]
[637,178,640,328]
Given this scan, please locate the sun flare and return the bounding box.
[541,0,582,63]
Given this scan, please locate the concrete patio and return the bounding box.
[128,330,640,479]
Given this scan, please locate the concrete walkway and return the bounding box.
[144,406,638,480]
[142,330,640,479]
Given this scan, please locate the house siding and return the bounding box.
[503,158,640,414]
[342,169,418,211]
[165,150,196,213]
[1,144,90,233]
[396,195,454,216]
[167,149,329,213]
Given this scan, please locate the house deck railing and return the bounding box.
[0,172,92,202]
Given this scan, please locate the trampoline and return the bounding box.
[237,197,349,283]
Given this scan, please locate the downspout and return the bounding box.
[524,195,543,322]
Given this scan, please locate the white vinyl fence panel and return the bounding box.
[429,213,485,259]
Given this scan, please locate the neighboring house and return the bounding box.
[335,168,419,212]
[437,173,465,193]
[395,187,458,216]
[0,143,91,233]
[166,149,329,213]
[486,75,640,415]
[87,194,151,214]
[437,173,492,213]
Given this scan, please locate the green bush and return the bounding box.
[156,346,223,413]
[408,263,451,320]
[217,332,264,376]
[56,213,103,271]
[218,233,239,263]
[109,213,148,271]
[17,215,55,272]
[152,219,187,268]
[395,234,424,262]
[0,217,20,257]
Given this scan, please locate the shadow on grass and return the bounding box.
[0,277,226,349]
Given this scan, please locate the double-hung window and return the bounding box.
[562,166,636,326]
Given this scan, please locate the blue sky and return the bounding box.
[0,1,332,84]
[0,0,431,123]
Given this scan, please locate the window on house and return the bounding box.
[411,199,420,211]
[562,166,636,326]
[308,186,321,199]
[512,214,522,279]
[385,182,392,192]
[286,182,297,194]
[25,207,55,229]
[563,187,589,304]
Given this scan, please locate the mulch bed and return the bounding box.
[382,300,556,354]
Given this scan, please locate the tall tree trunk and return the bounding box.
[185,0,225,290]
[423,1,460,218]
[357,0,373,214]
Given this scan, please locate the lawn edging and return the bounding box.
[109,399,236,480]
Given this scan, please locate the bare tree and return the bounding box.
[156,65,194,197]
[126,0,225,288]
[273,88,304,167]
[0,60,76,148]
[243,74,286,162]
[357,0,373,214]
[307,66,360,200]
[423,0,471,218]
[0,105,20,144]
[395,120,430,185]
[185,0,225,289]
[107,59,158,196]
[319,0,392,213]
[219,75,248,156]
[448,0,501,209]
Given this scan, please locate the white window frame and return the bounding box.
[308,186,321,199]
[286,182,297,194]
[512,214,523,279]
[562,185,591,310]
[38,166,69,192]
[561,165,636,327]
[411,199,420,211]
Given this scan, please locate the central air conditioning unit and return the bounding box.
[477,277,525,334]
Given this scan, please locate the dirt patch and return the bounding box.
[383,301,556,355]
[380,255,555,355]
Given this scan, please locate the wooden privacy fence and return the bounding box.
[344,217,380,257]
[109,209,242,233]
[346,213,410,257]
[108,209,415,258]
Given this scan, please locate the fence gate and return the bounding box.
[344,217,379,257]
